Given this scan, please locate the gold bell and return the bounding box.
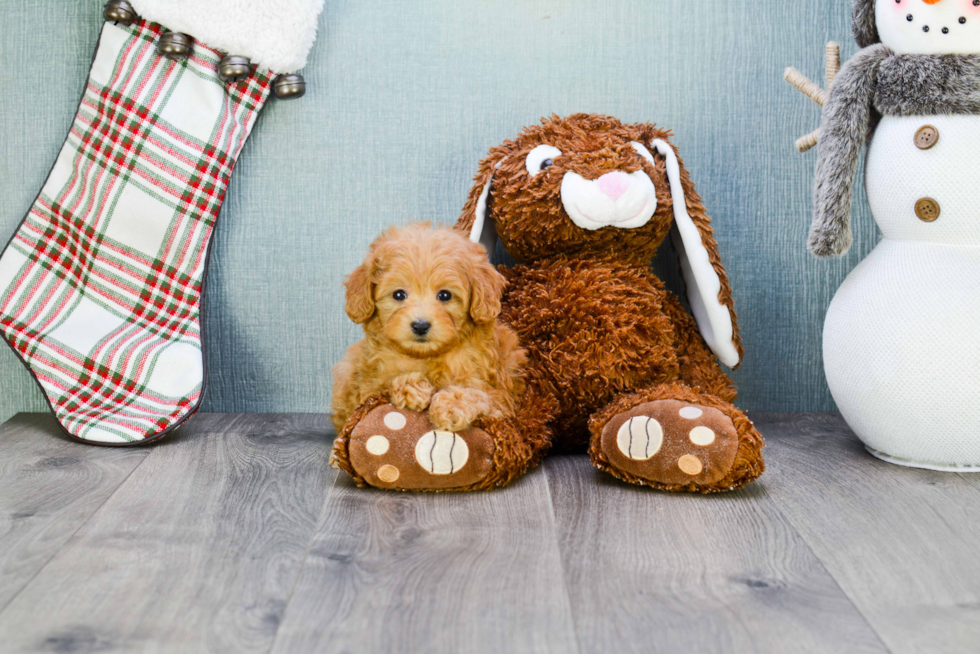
[218,55,251,83]
[273,74,306,100]
[158,32,193,59]
[103,0,138,25]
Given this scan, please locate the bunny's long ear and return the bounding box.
[456,155,506,260]
[652,139,743,369]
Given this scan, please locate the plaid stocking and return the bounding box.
[0,18,274,444]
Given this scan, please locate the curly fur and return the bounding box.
[454,114,764,492]
[457,114,743,360]
[330,223,525,434]
[499,256,737,452]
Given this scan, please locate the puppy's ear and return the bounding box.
[344,253,376,324]
[651,138,743,369]
[468,248,507,324]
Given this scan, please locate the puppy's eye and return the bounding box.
[525,144,562,177]
[437,290,452,302]
[392,290,407,302]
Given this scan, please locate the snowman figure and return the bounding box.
[798,0,980,469]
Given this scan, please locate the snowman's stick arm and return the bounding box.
[785,68,828,106]
[784,42,842,153]
[825,42,841,88]
[795,129,821,153]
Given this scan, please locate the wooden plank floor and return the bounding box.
[0,412,978,653]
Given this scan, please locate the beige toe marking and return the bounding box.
[689,426,716,446]
[415,431,469,474]
[616,416,663,461]
[678,455,703,476]
[377,464,400,483]
[366,435,390,455]
[383,411,407,430]
[679,406,703,419]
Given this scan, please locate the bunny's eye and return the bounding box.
[526,144,562,177]
[393,290,407,302]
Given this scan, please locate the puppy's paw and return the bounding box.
[389,373,435,412]
[428,387,491,432]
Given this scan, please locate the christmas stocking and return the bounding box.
[0,0,323,444]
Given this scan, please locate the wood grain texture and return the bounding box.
[0,0,868,422]
[545,454,887,654]
[0,414,335,654]
[0,414,149,614]
[270,470,579,654]
[4,412,980,652]
[757,413,980,654]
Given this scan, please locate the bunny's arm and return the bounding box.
[810,44,890,257]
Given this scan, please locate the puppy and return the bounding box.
[330,223,525,434]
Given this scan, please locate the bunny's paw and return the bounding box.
[346,404,495,491]
[593,399,757,491]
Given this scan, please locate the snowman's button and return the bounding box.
[915,198,941,223]
[914,125,939,150]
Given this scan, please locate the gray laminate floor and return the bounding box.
[0,412,978,654]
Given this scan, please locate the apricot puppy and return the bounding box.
[331,223,525,435]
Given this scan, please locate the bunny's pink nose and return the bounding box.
[596,171,631,201]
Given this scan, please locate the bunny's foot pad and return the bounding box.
[346,404,495,490]
[595,399,744,490]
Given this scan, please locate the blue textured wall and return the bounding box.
[0,0,877,421]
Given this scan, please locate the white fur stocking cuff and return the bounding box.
[130,0,324,73]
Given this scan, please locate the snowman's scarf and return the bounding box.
[876,53,980,116]
[809,46,980,257]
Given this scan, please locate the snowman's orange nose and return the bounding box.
[922,0,943,4]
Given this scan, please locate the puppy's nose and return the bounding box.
[411,320,431,336]
[596,171,630,202]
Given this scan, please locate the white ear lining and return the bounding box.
[469,159,504,258]
[651,139,740,368]
[469,176,493,245]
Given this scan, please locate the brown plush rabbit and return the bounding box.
[332,113,764,493]
[455,113,764,493]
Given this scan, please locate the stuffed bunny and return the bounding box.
[457,114,765,493]
[808,0,980,469]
